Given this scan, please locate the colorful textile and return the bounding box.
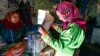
[56,1,86,31]
[5,42,25,56]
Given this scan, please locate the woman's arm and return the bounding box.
[41,27,73,50]
[51,23,63,33]
[40,23,85,50]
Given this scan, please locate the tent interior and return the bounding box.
[0,0,100,56]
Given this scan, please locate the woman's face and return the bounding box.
[11,13,20,24]
[56,11,67,22]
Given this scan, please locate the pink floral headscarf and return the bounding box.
[56,1,86,31]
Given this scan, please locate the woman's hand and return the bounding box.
[40,51,45,56]
[51,23,59,30]
[38,26,47,37]
[0,43,6,46]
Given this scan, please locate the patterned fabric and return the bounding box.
[57,2,80,20]
[56,1,86,31]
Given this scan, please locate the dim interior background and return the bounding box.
[0,0,100,56]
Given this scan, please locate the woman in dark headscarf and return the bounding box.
[0,11,26,56]
[0,11,33,46]
[0,11,24,45]
[38,1,86,56]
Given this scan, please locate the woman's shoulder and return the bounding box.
[64,22,83,33]
[68,23,78,27]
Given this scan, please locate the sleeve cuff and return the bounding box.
[41,33,51,44]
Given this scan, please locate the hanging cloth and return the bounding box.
[8,0,17,8]
[17,0,32,26]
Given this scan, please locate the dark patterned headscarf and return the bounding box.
[1,11,23,31]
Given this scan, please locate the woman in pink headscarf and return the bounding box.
[38,1,86,56]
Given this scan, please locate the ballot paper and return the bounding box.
[37,9,46,25]
[37,9,54,31]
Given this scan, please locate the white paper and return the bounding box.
[42,11,54,31]
[37,9,46,25]
[37,9,54,31]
